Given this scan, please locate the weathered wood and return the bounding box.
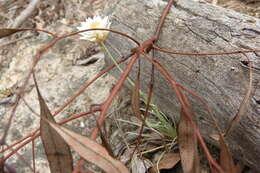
[104,0,260,170]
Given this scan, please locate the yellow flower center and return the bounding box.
[90,21,102,28]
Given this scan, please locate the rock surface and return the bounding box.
[0,4,115,172]
[104,0,260,170]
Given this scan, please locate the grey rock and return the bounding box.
[104,0,260,170]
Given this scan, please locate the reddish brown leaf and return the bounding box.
[0,28,21,38]
[34,76,73,173]
[131,69,143,121]
[219,134,236,173]
[178,107,200,173]
[158,152,180,170]
[48,122,130,173]
[225,60,253,136]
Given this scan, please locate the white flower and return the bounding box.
[77,16,111,43]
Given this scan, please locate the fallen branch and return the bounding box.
[10,0,40,28]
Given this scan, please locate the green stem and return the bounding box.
[100,41,152,103]
[99,41,137,88]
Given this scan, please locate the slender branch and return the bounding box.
[154,0,175,42]
[62,28,140,46]
[153,44,260,56]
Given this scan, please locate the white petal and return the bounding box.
[77,15,111,42]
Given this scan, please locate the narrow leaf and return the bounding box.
[131,67,143,121]
[219,135,236,173]
[178,107,200,173]
[34,76,73,173]
[47,122,130,173]
[0,28,21,38]
[225,60,253,136]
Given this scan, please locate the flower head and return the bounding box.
[77,16,111,43]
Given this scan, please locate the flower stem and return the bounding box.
[99,41,135,87]
[99,41,152,102]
